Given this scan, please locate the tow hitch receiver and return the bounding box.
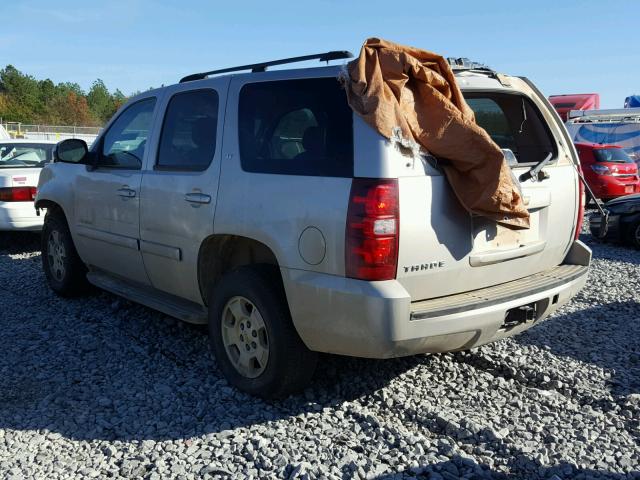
[502,302,537,329]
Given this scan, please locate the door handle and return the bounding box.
[117,187,136,198]
[469,240,547,267]
[184,192,211,204]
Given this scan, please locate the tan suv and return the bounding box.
[36,52,590,397]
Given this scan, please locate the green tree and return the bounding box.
[0,65,129,126]
[87,79,113,123]
[0,65,43,122]
[47,91,94,126]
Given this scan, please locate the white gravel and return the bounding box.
[0,217,638,480]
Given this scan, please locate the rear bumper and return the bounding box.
[282,240,591,358]
[591,176,640,200]
[0,202,43,231]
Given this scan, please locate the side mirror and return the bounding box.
[56,139,89,164]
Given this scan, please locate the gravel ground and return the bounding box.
[0,217,638,480]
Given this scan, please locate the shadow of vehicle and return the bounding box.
[0,231,40,253]
[0,230,637,480]
[0,240,427,442]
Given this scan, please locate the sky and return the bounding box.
[0,0,637,108]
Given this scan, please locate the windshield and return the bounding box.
[594,148,634,163]
[0,143,55,168]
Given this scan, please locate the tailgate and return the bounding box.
[396,166,576,301]
[395,79,578,301]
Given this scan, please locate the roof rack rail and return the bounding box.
[180,50,354,83]
[567,107,640,123]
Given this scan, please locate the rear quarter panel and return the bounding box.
[214,69,352,275]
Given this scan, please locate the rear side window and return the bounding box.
[157,89,219,170]
[594,148,633,163]
[238,78,353,177]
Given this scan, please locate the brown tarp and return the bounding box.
[343,38,530,229]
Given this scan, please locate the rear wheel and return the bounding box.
[41,211,89,296]
[626,220,640,249]
[208,265,317,398]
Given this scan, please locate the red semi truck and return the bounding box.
[549,93,600,121]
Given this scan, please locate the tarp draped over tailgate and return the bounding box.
[342,38,530,229]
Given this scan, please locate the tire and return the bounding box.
[589,224,604,241]
[625,220,640,249]
[41,210,89,296]
[208,265,317,398]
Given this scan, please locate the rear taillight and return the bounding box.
[575,167,585,240]
[591,164,611,175]
[0,186,37,202]
[346,178,399,281]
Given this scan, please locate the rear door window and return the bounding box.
[156,89,219,171]
[238,78,353,177]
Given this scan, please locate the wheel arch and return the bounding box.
[197,234,281,305]
[35,198,63,215]
[35,199,71,227]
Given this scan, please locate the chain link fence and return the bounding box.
[1,122,101,145]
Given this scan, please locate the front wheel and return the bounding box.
[208,265,317,398]
[41,211,89,296]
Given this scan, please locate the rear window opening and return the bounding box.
[593,148,634,163]
[464,93,557,165]
[238,78,354,177]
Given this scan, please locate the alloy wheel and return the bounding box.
[47,230,66,282]
[221,296,269,378]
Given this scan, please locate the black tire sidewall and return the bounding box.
[41,213,84,295]
[628,221,640,249]
[208,266,312,398]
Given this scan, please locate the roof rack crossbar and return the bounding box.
[180,50,354,83]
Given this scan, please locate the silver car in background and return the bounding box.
[35,53,590,397]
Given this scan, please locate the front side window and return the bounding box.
[238,78,353,177]
[156,89,219,170]
[0,143,54,168]
[100,98,156,169]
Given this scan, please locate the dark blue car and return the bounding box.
[590,194,640,248]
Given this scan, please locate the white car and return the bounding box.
[0,139,57,231]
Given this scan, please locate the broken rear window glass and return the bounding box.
[465,93,556,164]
